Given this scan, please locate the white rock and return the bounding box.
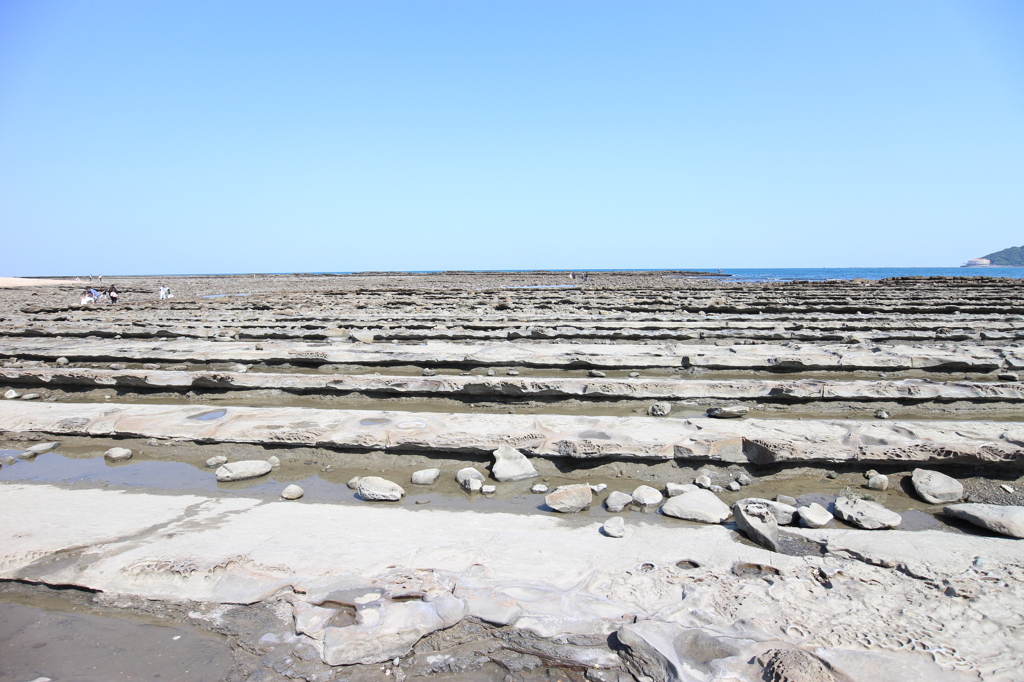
[322,600,446,666]
[834,496,901,530]
[55,357,69,365]
[866,474,889,491]
[736,474,752,486]
[216,460,273,482]
[205,455,228,468]
[411,468,440,485]
[1001,484,1015,494]
[531,484,549,494]
[266,455,281,468]
[605,490,633,512]
[20,393,41,400]
[732,500,780,552]
[665,482,698,497]
[491,444,538,482]
[648,402,671,417]
[350,331,375,343]
[798,503,833,528]
[456,467,485,493]
[944,504,1024,538]
[735,498,797,525]
[695,475,712,489]
[706,405,749,418]
[347,476,362,489]
[709,485,724,493]
[776,495,798,506]
[912,469,963,504]
[661,490,731,524]
[104,447,132,462]
[481,485,496,494]
[356,476,405,501]
[281,484,304,500]
[3,389,19,399]
[590,483,607,493]
[727,481,741,492]
[632,485,664,507]
[545,484,592,513]
[26,442,59,455]
[602,516,625,538]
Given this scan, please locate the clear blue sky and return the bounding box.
[1,1,1022,275]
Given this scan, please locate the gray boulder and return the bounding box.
[545,484,593,513]
[456,467,485,493]
[732,500,781,552]
[735,498,796,525]
[411,468,440,485]
[866,474,889,491]
[632,485,664,507]
[216,460,273,482]
[491,444,538,482]
[205,455,228,468]
[912,469,963,504]
[357,476,405,501]
[694,475,712,489]
[602,516,625,538]
[797,503,833,528]
[648,402,672,417]
[834,496,901,530]
[706,405,749,418]
[103,447,132,462]
[944,504,1024,538]
[281,484,304,500]
[661,490,731,524]
[605,490,633,512]
[776,494,797,506]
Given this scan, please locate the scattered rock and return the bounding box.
[506,369,519,376]
[589,369,606,377]
[350,331,375,343]
[266,455,281,468]
[55,357,69,366]
[590,483,607,493]
[486,369,496,376]
[735,498,797,525]
[911,469,964,504]
[732,500,781,552]
[648,402,672,417]
[776,494,798,506]
[545,484,593,513]
[3,389,19,399]
[706,405,749,419]
[736,474,752,486]
[216,460,273,482]
[19,393,40,400]
[709,484,725,493]
[26,442,59,455]
[411,468,440,485]
[109,363,127,370]
[103,447,132,462]
[347,476,362,489]
[629,372,640,378]
[531,484,549,494]
[661,490,731,524]
[605,490,633,512]
[944,504,1024,538]
[602,516,625,538]
[866,474,889,491]
[798,503,834,528]
[491,444,538,482]
[421,368,436,376]
[357,476,405,501]
[666,482,698,497]
[281,484,304,500]
[321,600,448,666]
[1002,484,1015,494]
[998,372,1019,381]
[456,467,485,493]
[727,481,741,492]
[481,485,496,494]
[1,456,16,466]
[874,409,890,419]
[695,475,712,489]
[834,496,901,529]
[632,485,663,507]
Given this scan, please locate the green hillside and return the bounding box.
[982,245,1024,266]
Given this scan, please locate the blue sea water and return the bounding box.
[685,267,1024,283]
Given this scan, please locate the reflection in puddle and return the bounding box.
[188,409,227,421]
[359,418,391,426]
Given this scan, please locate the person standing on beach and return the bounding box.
[108,285,119,304]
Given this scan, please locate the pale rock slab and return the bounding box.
[605,491,633,512]
[205,455,227,468]
[706,405,749,418]
[456,467,484,493]
[912,469,963,504]
[944,504,1024,538]
[321,600,445,666]
[26,442,59,455]
[732,500,781,552]
[632,485,664,507]
[356,477,404,501]
[735,498,797,525]
[103,447,132,462]
[411,468,440,485]
[216,460,273,482]
[661,490,731,524]
[491,444,538,482]
[798,503,833,528]
[834,496,901,530]
[602,516,625,538]
[545,484,593,513]
[666,483,697,497]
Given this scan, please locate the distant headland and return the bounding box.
[962,245,1024,267]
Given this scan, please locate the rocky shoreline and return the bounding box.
[2,272,1023,681]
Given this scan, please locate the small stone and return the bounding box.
[109,363,127,370]
[531,483,549,494]
[486,369,496,376]
[666,482,698,497]
[998,373,1019,382]
[912,469,964,504]
[605,490,633,512]
[589,369,606,377]
[776,495,798,506]
[648,402,672,417]
[736,474,752,486]
[457,467,485,493]
[422,368,436,376]
[356,476,405,501]
[545,484,593,513]
[351,331,375,343]
[216,460,273,482]
[1001,484,1015,494]
[632,485,664,507]
[55,357,69,366]
[590,483,607,494]
[481,485,496,494]
[3,389,19,399]
[26,442,59,455]
[834,496,901,530]
[735,498,797,525]
[19,393,40,400]
[415,499,430,505]
[944,504,1024,538]
[874,409,890,419]
[661,490,732,524]
[727,481,741,492]
[706,405,749,419]
[826,471,838,479]
[1,456,16,466]
[602,516,625,538]
[506,369,520,376]
[104,447,132,462]
[709,485,724,493]
[411,468,440,485]
[491,444,538,482]
[695,475,712,489]
[266,455,281,468]
[205,455,227,468]
[866,474,889,491]
[143,363,160,370]
[281,484,304,500]
[798,503,834,528]
[629,372,640,378]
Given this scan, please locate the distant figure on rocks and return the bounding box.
[108,285,119,304]
[159,286,167,300]
[80,289,94,305]
[569,272,575,280]
[583,273,589,282]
